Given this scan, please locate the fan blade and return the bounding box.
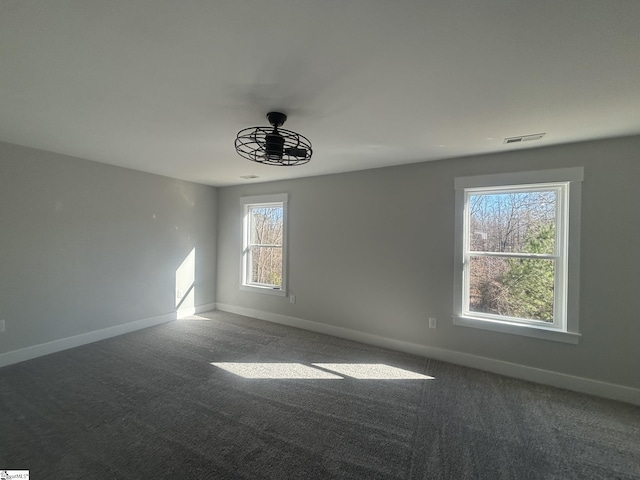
[284,147,308,158]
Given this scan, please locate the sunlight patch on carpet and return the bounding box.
[314,363,434,380]
[211,362,343,379]
[211,362,434,380]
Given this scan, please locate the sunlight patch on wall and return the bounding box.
[313,363,434,380]
[211,362,343,379]
[176,248,195,319]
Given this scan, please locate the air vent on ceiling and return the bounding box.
[503,133,545,144]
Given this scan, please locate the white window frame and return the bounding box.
[240,194,288,297]
[453,168,583,344]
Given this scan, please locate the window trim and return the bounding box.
[453,168,583,344]
[240,194,288,297]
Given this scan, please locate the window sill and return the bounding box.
[240,284,287,297]
[453,315,580,344]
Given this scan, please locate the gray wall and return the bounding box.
[0,142,217,353]
[216,135,640,390]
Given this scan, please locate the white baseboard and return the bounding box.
[0,302,218,369]
[177,301,218,319]
[192,302,218,317]
[215,303,640,406]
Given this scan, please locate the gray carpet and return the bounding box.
[1,310,638,479]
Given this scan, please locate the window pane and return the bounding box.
[469,256,555,322]
[250,206,283,245]
[250,246,282,286]
[469,191,556,254]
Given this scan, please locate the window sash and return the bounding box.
[240,195,287,295]
[464,185,560,256]
[461,182,568,330]
[462,255,559,326]
[245,245,283,288]
[467,251,558,260]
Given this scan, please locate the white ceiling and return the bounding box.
[1,1,639,186]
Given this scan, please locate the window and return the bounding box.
[453,168,583,343]
[240,194,287,296]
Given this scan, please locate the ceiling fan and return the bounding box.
[235,112,312,166]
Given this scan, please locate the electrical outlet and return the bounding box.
[428,317,437,329]
[289,295,296,304]
[177,289,184,299]
[0,319,5,333]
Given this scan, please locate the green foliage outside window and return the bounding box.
[501,225,555,321]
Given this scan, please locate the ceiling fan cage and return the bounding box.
[235,113,312,166]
